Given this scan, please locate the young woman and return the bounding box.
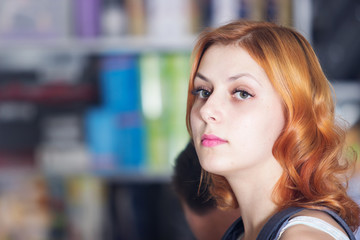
[186,20,360,240]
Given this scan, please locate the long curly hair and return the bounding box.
[185,20,360,231]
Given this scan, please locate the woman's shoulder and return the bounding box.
[278,209,350,240]
[279,224,340,240]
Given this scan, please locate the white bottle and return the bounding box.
[100,0,127,37]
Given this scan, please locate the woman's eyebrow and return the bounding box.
[195,72,209,82]
[196,72,263,87]
[228,73,262,87]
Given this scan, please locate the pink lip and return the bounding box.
[201,134,227,147]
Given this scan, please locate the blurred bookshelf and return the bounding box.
[0,0,298,180]
[0,0,359,239]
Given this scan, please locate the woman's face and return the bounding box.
[190,44,285,177]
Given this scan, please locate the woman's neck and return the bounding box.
[225,158,283,240]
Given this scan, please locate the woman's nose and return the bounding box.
[199,95,222,123]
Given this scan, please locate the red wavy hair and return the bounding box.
[186,20,360,231]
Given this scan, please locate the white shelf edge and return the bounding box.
[332,81,360,103]
[0,35,197,53]
[0,167,172,183]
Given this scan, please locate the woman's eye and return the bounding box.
[192,88,211,99]
[234,90,253,100]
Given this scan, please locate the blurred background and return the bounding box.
[0,0,359,239]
